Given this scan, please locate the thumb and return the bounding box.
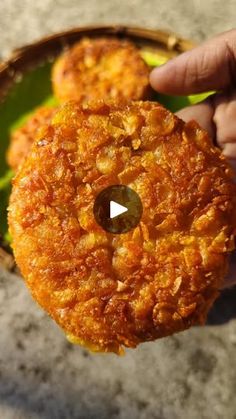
[176,98,215,138]
[150,29,236,95]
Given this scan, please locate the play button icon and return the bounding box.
[93,185,143,234]
[110,201,128,219]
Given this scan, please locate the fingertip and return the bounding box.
[149,59,184,95]
[149,64,169,92]
[149,66,161,88]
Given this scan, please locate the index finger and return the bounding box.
[150,29,236,95]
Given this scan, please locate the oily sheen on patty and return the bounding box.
[8,100,236,354]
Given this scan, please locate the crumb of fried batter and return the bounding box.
[7,106,55,171]
[52,37,151,104]
[8,100,236,354]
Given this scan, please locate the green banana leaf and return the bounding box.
[0,51,212,243]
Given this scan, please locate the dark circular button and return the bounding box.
[93,185,143,234]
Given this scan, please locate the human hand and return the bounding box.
[150,30,236,287]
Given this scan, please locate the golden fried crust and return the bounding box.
[7,107,55,171]
[8,101,236,354]
[52,37,150,104]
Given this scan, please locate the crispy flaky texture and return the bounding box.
[8,100,236,354]
[52,37,150,104]
[7,106,55,171]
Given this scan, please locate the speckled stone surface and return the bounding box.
[1,1,236,418]
[0,0,236,58]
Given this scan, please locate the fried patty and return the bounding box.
[52,37,150,103]
[7,106,55,171]
[8,101,236,354]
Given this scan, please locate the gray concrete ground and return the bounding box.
[1,1,236,418]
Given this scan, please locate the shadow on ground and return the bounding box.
[207,286,236,325]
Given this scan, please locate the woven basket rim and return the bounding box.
[7,24,195,56]
[0,25,196,96]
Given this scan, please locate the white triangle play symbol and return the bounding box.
[110,200,128,219]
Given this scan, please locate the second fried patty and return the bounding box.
[52,37,151,103]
